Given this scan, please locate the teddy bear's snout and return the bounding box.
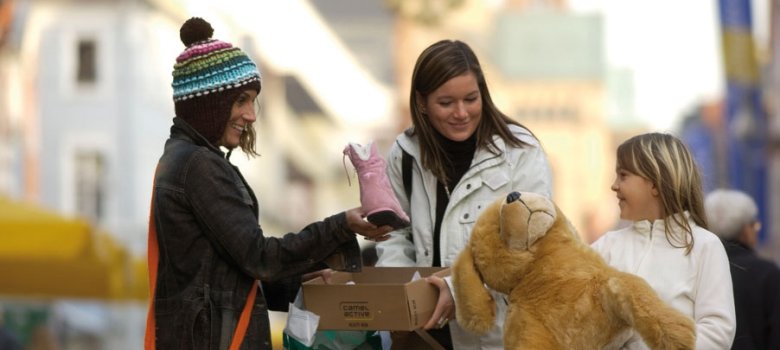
[506,191,521,203]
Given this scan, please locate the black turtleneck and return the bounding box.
[432,131,476,267]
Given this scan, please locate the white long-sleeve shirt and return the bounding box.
[591,213,736,349]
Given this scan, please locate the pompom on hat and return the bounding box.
[172,17,261,145]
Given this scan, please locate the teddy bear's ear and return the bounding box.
[500,192,556,250]
[452,247,496,334]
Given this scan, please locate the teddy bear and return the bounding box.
[452,191,695,349]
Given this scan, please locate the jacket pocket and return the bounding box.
[191,297,212,350]
[482,171,509,191]
[154,293,212,350]
[244,304,271,349]
[211,289,239,350]
[448,199,493,264]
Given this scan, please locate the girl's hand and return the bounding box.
[345,207,393,242]
[423,275,456,330]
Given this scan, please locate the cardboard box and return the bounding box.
[302,267,450,331]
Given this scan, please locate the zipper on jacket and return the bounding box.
[633,222,654,274]
[407,150,435,262]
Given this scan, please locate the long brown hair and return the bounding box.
[407,40,535,186]
[238,124,259,157]
[235,89,261,157]
[616,132,707,254]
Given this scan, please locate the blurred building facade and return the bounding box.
[0,0,183,253]
[768,0,780,262]
[0,1,186,348]
[678,0,780,263]
[492,7,620,242]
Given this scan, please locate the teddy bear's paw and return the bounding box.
[650,317,696,350]
[455,311,495,335]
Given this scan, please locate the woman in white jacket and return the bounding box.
[375,39,553,349]
[591,133,736,349]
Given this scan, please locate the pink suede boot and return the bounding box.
[344,141,411,229]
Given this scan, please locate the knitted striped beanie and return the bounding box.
[172,17,261,145]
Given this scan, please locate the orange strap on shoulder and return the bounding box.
[145,180,258,350]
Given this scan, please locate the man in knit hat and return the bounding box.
[145,17,392,350]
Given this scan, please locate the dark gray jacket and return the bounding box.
[723,240,780,350]
[150,118,361,349]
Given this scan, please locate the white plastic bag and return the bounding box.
[284,288,320,347]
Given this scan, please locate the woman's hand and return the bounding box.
[423,275,456,330]
[345,207,393,242]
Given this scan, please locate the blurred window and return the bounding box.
[77,39,97,84]
[284,75,324,117]
[75,150,105,222]
[284,158,313,229]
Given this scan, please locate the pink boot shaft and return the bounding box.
[344,142,410,229]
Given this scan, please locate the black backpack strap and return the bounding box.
[401,149,415,244]
[402,149,412,200]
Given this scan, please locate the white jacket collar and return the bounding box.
[632,211,692,236]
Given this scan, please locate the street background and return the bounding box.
[0,0,777,349]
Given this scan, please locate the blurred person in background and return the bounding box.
[0,328,21,350]
[591,133,736,349]
[145,17,392,350]
[705,189,780,350]
[375,39,553,349]
[25,325,59,350]
[0,305,22,350]
[0,322,22,350]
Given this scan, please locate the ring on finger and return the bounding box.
[436,316,449,329]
